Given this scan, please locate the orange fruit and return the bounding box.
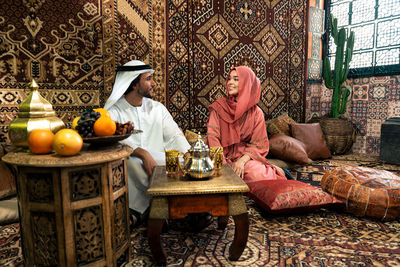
[93,108,111,118]
[28,129,54,154]
[72,116,80,129]
[52,129,83,156]
[93,116,116,136]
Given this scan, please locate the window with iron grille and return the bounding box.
[325,0,400,78]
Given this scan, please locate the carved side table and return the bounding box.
[2,144,133,267]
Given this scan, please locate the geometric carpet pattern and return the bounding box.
[127,198,400,266]
[2,154,400,266]
[2,197,400,266]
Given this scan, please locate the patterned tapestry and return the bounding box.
[0,0,308,145]
[167,0,308,131]
[307,0,324,82]
[0,0,116,144]
[115,0,167,103]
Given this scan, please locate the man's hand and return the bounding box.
[231,154,251,178]
[132,147,157,176]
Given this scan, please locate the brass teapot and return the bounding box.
[179,135,219,179]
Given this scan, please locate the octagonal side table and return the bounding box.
[2,144,133,267]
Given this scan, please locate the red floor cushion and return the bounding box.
[247,180,342,214]
[321,166,400,221]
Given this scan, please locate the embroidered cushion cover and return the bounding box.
[247,180,342,214]
[266,113,296,136]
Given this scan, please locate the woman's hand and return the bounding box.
[231,154,251,178]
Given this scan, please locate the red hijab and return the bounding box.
[209,66,261,147]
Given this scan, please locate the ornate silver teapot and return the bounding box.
[179,135,216,179]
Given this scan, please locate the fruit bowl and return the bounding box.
[83,130,142,145]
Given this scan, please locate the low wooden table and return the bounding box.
[2,144,133,267]
[147,164,250,265]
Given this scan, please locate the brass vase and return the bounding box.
[8,80,65,147]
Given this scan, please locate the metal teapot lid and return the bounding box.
[191,133,209,151]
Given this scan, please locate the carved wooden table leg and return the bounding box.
[217,216,229,230]
[147,219,167,266]
[229,213,249,261]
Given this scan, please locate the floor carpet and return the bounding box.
[1,154,400,266]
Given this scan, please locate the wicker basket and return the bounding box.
[318,118,356,155]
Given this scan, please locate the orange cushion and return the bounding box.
[321,166,400,220]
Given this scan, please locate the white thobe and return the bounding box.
[108,97,190,213]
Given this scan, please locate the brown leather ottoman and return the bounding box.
[321,166,400,221]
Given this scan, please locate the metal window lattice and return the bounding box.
[327,0,400,77]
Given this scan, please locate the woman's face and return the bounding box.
[227,69,239,96]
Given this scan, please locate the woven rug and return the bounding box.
[1,155,400,266]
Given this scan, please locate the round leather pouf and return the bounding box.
[321,166,400,221]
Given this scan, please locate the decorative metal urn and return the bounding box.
[8,80,65,147]
[180,134,215,179]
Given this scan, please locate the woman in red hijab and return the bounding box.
[207,66,286,183]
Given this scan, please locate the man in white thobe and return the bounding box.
[104,60,191,228]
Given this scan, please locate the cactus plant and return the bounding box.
[323,14,355,118]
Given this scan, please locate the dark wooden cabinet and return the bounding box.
[380,117,400,165]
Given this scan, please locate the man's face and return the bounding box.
[134,72,156,98]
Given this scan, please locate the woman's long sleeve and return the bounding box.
[206,110,223,147]
[242,107,270,164]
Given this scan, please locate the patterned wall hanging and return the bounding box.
[0,0,308,145]
[307,0,324,82]
[114,0,167,103]
[0,0,116,144]
[166,0,308,132]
